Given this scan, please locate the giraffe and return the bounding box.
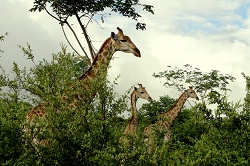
[121,84,152,143]
[63,27,141,107]
[143,87,199,150]
[120,84,152,165]
[25,27,141,146]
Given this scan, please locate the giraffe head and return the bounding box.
[111,27,141,57]
[134,83,153,102]
[186,86,199,100]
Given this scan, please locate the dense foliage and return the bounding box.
[1,45,250,165]
[1,40,250,165]
[0,44,130,165]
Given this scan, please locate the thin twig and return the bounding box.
[34,1,92,64]
[35,1,61,22]
[61,25,82,58]
[64,21,91,65]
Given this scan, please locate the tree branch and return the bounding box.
[35,1,61,22]
[75,14,95,60]
[33,1,92,64]
[61,25,84,60]
[64,21,91,65]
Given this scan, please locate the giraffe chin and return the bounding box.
[133,52,141,57]
[123,50,141,57]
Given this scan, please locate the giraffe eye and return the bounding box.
[140,92,144,94]
[120,39,127,42]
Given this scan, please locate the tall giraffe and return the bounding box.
[143,87,199,149]
[25,27,141,146]
[122,84,152,139]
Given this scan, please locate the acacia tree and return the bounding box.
[30,0,154,63]
[153,64,236,104]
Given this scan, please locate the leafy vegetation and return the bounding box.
[153,64,236,103]
[1,1,250,163]
[1,41,250,165]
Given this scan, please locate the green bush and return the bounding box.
[1,44,250,165]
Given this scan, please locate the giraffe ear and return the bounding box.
[111,32,117,40]
[134,87,137,91]
[117,27,123,34]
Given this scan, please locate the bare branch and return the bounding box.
[33,1,91,64]
[64,21,91,64]
[75,14,95,60]
[61,25,84,59]
[34,1,61,22]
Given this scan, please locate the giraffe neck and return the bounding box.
[61,38,116,109]
[123,91,138,134]
[130,91,138,127]
[161,91,188,126]
[79,38,115,81]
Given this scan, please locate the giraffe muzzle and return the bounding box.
[134,47,141,57]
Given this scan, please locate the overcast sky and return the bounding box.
[1,0,250,109]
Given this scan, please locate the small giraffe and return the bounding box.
[123,84,152,138]
[143,87,199,149]
[25,27,141,146]
[120,84,152,165]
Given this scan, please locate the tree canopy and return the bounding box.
[30,0,154,62]
[153,64,236,103]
